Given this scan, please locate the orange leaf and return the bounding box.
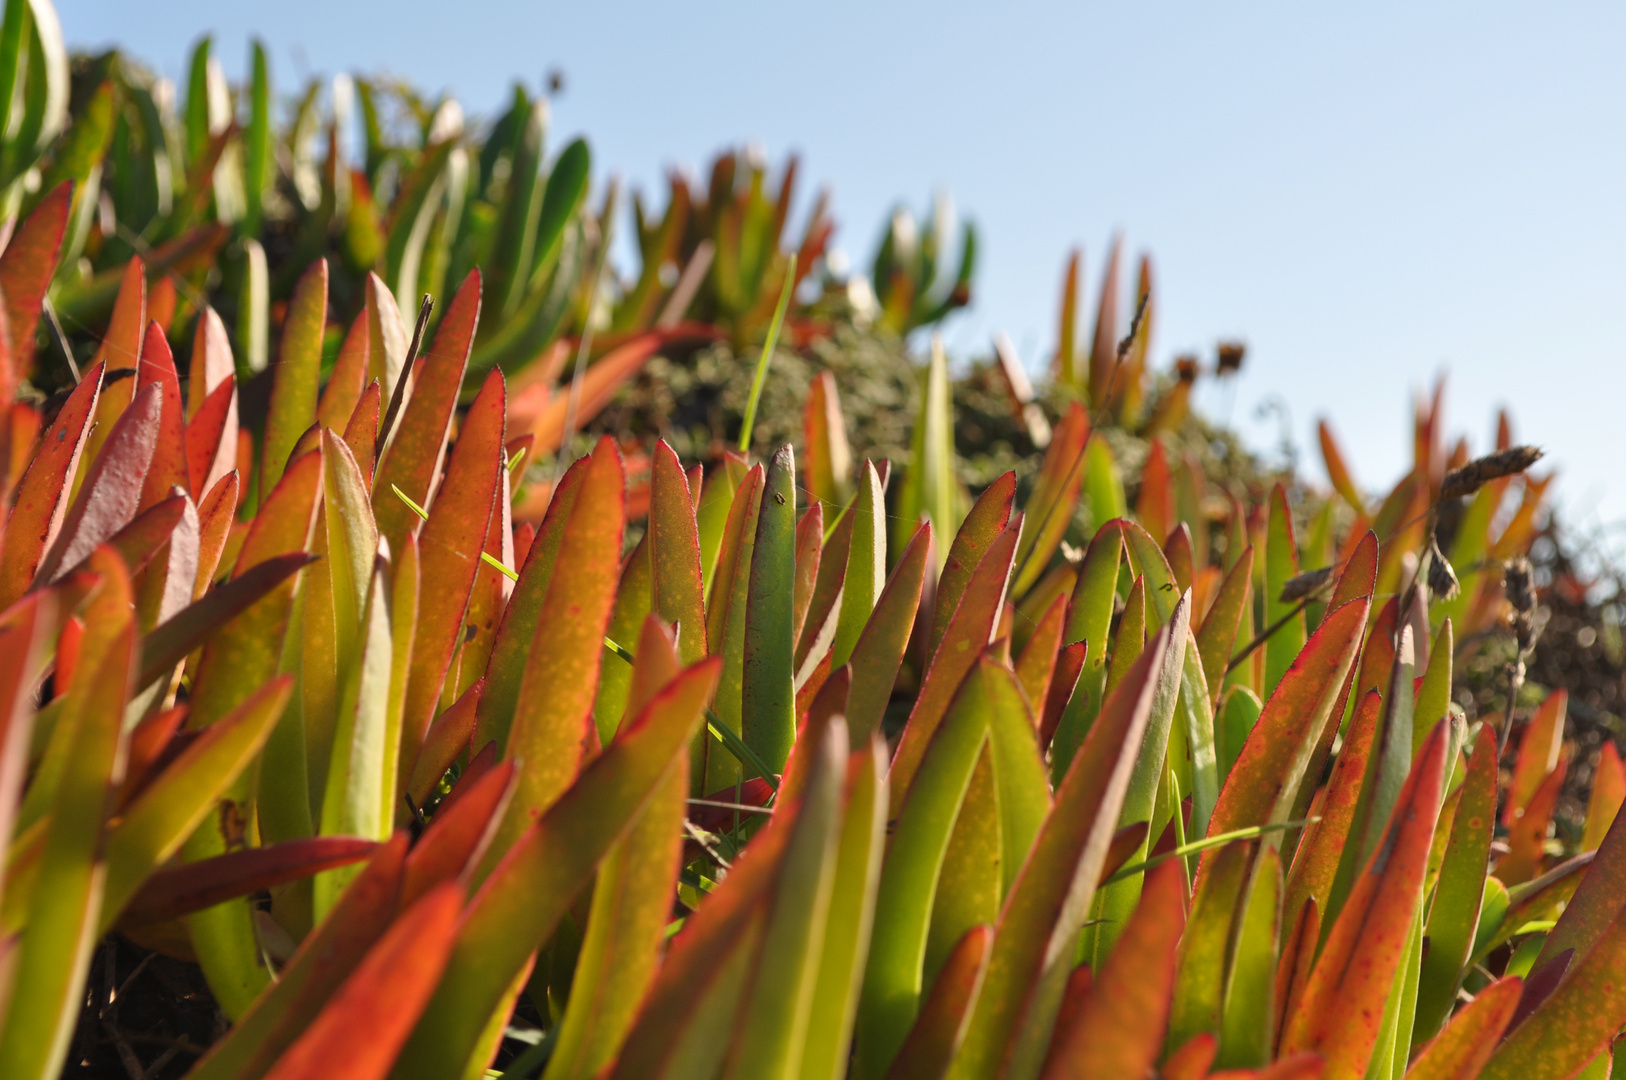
[0,182,71,382]
[502,437,625,824]
[261,884,464,1080]
[0,362,102,606]
[882,925,992,1080]
[402,760,515,908]
[889,521,1019,812]
[1280,722,1449,1079]
[1039,860,1186,1080]
[399,369,504,788]
[930,471,1016,655]
[1205,597,1369,849]
[375,269,480,557]
[121,837,378,927]
[649,440,707,666]
[136,321,190,508]
[1505,690,1566,827]
[36,381,162,583]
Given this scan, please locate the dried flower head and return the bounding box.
[1439,445,1544,502]
[1174,356,1200,383]
[1505,555,1536,653]
[1504,556,1535,614]
[1427,536,1460,601]
[1216,341,1246,375]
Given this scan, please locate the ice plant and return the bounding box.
[0,2,1609,1079]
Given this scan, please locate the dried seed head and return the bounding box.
[1174,356,1200,383]
[1278,565,1334,603]
[1216,341,1246,375]
[1504,557,1535,613]
[1439,445,1544,502]
[1426,537,1460,602]
[1505,556,1536,653]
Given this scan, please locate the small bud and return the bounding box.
[1278,566,1334,603]
[1439,446,1544,501]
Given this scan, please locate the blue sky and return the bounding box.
[61,1,1626,535]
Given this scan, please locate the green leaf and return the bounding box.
[737,253,797,455]
[1050,520,1123,779]
[544,667,684,1080]
[846,522,930,742]
[723,717,848,1080]
[1262,484,1306,698]
[742,446,798,773]
[0,549,132,1080]
[533,138,591,281]
[241,40,271,235]
[948,624,1171,1080]
[698,454,745,603]
[704,463,763,793]
[1216,847,1282,1068]
[895,335,959,565]
[831,461,885,669]
[314,563,395,919]
[856,653,997,1079]
[1089,592,1189,966]
[882,924,991,1080]
[924,740,1000,998]
[186,449,322,1018]
[592,534,650,745]
[1080,438,1126,532]
[1216,685,1262,784]
[1414,723,1498,1041]
[1167,837,1255,1054]
[101,676,293,931]
[1414,619,1454,759]
[1121,523,1220,837]
[799,736,890,1080]
[261,260,327,496]
[485,97,545,321]
[394,656,719,1080]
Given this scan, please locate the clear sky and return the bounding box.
[60,1,1626,537]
